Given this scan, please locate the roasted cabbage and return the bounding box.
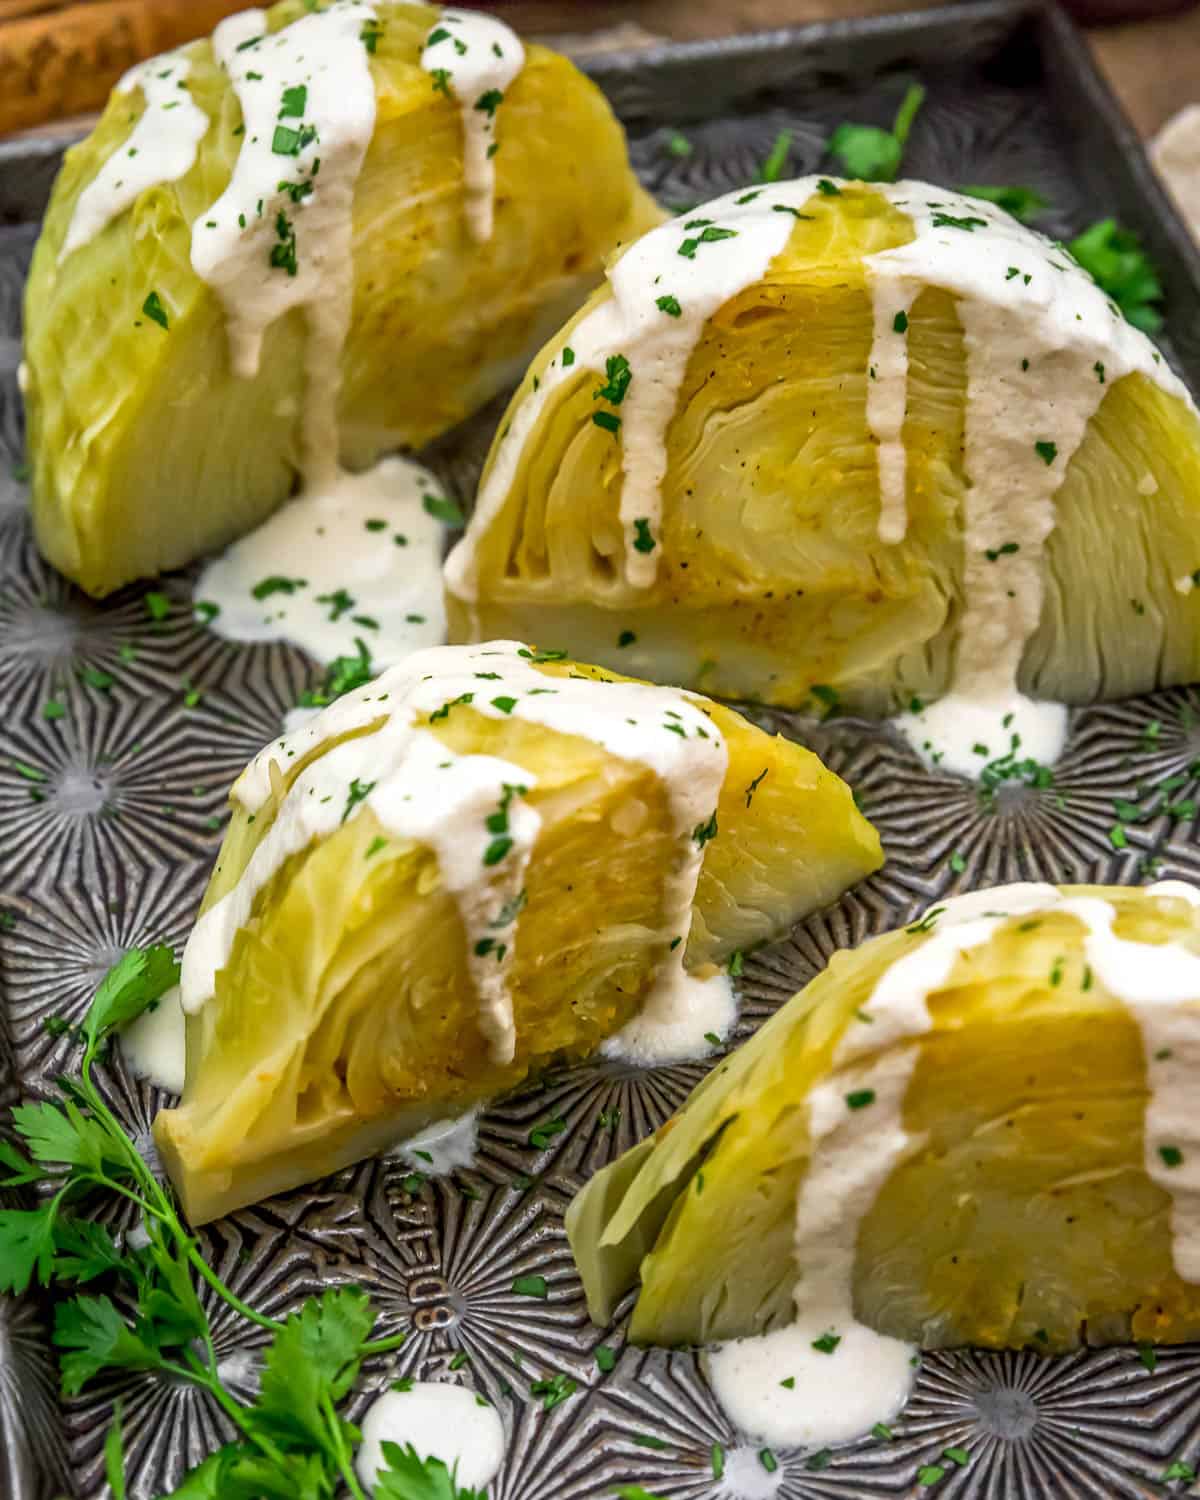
[25,1,660,597]
[568,881,1200,1352]
[154,643,881,1223]
[446,179,1200,715]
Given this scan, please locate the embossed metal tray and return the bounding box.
[4,2,1200,1496]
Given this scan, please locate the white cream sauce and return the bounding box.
[355,1383,505,1495]
[708,880,1200,1448]
[60,50,210,262]
[194,2,377,486]
[864,184,1188,776]
[445,177,828,601]
[419,9,524,243]
[602,969,735,1066]
[389,1110,479,1176]
[120,984,187,1094]
[179,642,727,1068]
[194,456,448,667]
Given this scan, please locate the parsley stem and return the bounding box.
[182,1239,281,1332]
[359,1331,408,1356]
[322,1392,368,1500]
[183,1349,290,1468]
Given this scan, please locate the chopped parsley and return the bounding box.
[656,294,682,317]
[361,20,382,52]
[528,1118,566,1150]
[1034,440,1058,465]
[892,310,908,334]
[271,123,316,157]
[340,777,375,824]
[593,410,621,435]
[811,1331,841,1354]
[665,131,692,158]
[632,518,655,553]
[529,1373,575,1410]
[757,128,792,184]
[985,541,1019,561]
[269,211,298,276]
[617,630,637,648]
[845,1089,875,1110]
[678,225,738,258]
[692,811,719,847]
[42,699,66,721]
[595,1345,617,1373]
[1160,1145,1184,1168]
[561,347,575,367]
[252,575,304,600]
[428,691,473,723]
[745,767,769,806]
[817,178,841,196]
[141,291,169,330]
[728,950,745,978]
[906,906,945,935]
[930,211,988,231]
[317,588,355,621]
[422,492,465,526]
[144,591,170,621]
[512,1274,548,1299]
[594,354,632,406]
[474,89,503,117]
[429,68,451,97]
[278,84,307,118]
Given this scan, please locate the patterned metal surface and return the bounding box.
[3,2,1200,1496]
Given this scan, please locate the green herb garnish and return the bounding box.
[827,82,924,182]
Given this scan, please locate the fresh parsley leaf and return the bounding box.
[83,944,179,1046]
[1067,218,1164,333]
[54,1293,167,1394]
[828,82,924,182]
[0,1206,57,1294]
[251,1287,374,1450]
[375,1441,486,1500]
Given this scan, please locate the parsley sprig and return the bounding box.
[0,950,412,1498]
[827,82,925,183]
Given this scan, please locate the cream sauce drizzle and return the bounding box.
[356,1383,505,1495]
[194,456,448,667]
[419,9,524,243]
[709,880,1200,1447]
[865,185,1188,776]
[192,0,375,486]
[445,178,826,600]
[193,2,377,487]
[120,984,187,1094]
[179,642,727,1067]
[59,49,210,262]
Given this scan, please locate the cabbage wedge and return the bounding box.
[154,643,881,1224]
[446,179,1200,715]
[25,1,660,597]
[567,881,1200,1353]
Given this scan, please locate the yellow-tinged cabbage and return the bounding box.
[25,1,660,597]
[567,883,1200,1352]
[446,181,1200,713]
[154,653,881,1224]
